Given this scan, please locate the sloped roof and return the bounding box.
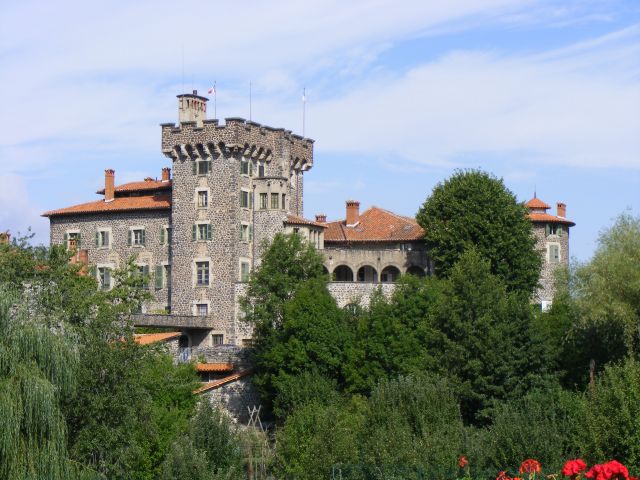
[285,214,327,228]
[193,369,254,394]
[42,193,171,217]
[525,197,551,209]
[529,212,576,226]
[96,179,171,194]
[324,206,424,243]
[133,332,181,345]
[195,363,234,373]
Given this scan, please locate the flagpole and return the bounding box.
[249,81,252,122]
[214,80,217,120]
[302,87,306,137]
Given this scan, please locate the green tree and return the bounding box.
[428,249,554,424]
[416,169,541,294]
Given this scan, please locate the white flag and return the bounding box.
[208,86,216,95]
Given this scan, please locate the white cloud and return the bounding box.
[0,174,48,244]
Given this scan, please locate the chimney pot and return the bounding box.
[193,89,197,95]
[162,167,171,182]
[315,214,327,223]
[557,202,567,218]
[104,169,115,203]
[346,200,360,226]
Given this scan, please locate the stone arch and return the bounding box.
[406,265,426,277]
[333,265,354,282]
[356,265,378,283]
[380,265,401,283]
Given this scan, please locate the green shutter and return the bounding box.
[192,224,196,241]
[160,227,165,244]
[63,233,68,243]
[95,231,99,247]
[192,161,197,174]
[104,269,111,288]
[249,225,253,241]
[141,230,146,245]
[208,160,212,173]
[207,224,212,240]
[127,230,132,246]
[155,265,163,289]
[545,224,550,236]
[76,233,81,247]
[558,225,563,237]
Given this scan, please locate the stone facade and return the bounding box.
[532,222,570,308]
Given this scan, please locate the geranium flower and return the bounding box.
[586,461,629,480]
[459,456,469,469]
[521,459,542,474]
[497,471,511,480]
[563,459,588,477]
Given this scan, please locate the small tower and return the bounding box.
[177,90,208,127]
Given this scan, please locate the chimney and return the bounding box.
[315,214,327,223]
[557,202,566,218]
[162,167,171,182]
[346,200,360,226]
[104,169,115,203]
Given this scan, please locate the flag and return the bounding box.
[208,86,216,95]
[302,89,306,102]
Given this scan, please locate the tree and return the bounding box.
[416,169,541,294]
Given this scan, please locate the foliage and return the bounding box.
[416,169,541,294]
[577,358,640,465]
[271,370,342,419]
[427,249,554,424]
[161,402,244,480]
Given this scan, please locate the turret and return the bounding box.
[177,90,208,127]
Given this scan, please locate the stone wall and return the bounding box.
[49,210,171,312]
[327,282,396,308]
[532,223,570,305]
[201,375,260,424]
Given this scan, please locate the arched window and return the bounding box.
[380,266,401,283]
[357,265,378,282]
[406,265,426,277]
[333,265,354,282]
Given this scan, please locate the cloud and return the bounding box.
[0,174,48,244]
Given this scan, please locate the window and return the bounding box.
[64,231,81,250]
[259,193,268,210]
[271,193,279,209]
[196,261,210,286]
[242,338,255,348]
[155,264,169,289]
[98,267,111,290]
[128,228,145,246]
[197,190,208,208]
[281,193,286,210]
[196,303,209,316]
[95,230,110,248]
[258,163,265,177]
[546,224,564,237]
[240,261,250,282]
[137,265,149,289]
[240,190,251,208]
[193,223,212,241]
[159,226,171,245]
[548,244,560,263]
[240,157,251,176]
[240,224,253,242]
[211,333,224,345]
[193,160,211,175]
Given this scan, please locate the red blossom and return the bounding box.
[563,459,588,477]
[520,459,542,474]
[586,461,629,480]
[459,456,469,469]
[497,471,511,480]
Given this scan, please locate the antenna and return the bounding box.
[302,87,307,137]
[249,81,252,121]
[181,45,184,94]
[214,80,217,120]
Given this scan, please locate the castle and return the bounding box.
[43,91,574,419]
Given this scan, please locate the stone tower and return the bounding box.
[161,93,314,343]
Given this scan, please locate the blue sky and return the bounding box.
[1,0,638,261]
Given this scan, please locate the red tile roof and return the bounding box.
[134,332,181,345]
[286,214,327,228]
[193,369,254,394]
[196,363,234,373]
[529,212,576,226]
[324,206,424,243]
[42,193,171,217]
[525,197,551,209]
[96,179,171,194]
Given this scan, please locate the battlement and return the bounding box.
[161,117,314,172]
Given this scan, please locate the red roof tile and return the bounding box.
[324,206,424,243]
[525,197,551,209]
[42,193,171,217]
[529,212,576,226]
[96,179,171,194]
[286,214,327,228]
[194,369,254,394]
[196,363,234,373]
[134,332,181,345]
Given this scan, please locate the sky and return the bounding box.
[1,0,638,262]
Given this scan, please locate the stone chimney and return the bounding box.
[346,200,360,226]
[162,167,171,182]
[104,169,115,203]
[557,202,566,218]
[315,214,327,223]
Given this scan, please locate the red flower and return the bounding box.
[459,456,469,469]
[585,461,629,480]
[520,459,542,474]
[497,471,511,480]
[563,459,588,477]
